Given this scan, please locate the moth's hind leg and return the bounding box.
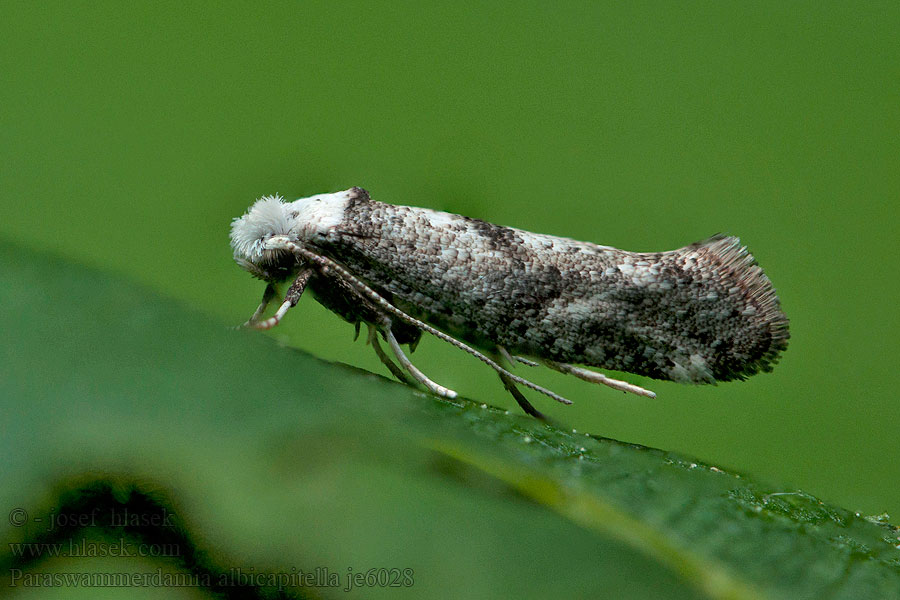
[496,346,540,368]
[496,372,547,421]
[379,321,458,399]
[545,360,657,399]
[494,348,547,419]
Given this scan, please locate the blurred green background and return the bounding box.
[1,0,897,525]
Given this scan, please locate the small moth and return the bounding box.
[230,187,789,419]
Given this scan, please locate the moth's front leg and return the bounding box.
[240,283,277,328]
[249,267,315,330]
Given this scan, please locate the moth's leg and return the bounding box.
[497,346,538,368]
[545,360,657,399]
[264,236,571,407]
[497,346,517,367]
[495,347,545,417]
[497,346,547,421]
[251,267,315,330]
[383,324,458,399]
[367,324,415,386]
[240,282,277,328]
[497,346,540,367]
[494,349,547,419]
[496,372,547,420]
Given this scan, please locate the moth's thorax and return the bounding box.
[230,189,355,277]
[283,189,354,240]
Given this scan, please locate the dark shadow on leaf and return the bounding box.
[0,477,320,600]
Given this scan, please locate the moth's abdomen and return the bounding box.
[661,235,788,382]
[546,234,790,384]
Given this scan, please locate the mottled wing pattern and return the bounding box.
[317,198,788,383]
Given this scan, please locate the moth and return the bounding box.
[230,187,789,419]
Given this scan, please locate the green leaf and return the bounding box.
[1,239,899,600]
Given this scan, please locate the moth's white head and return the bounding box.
[230,188,359,280]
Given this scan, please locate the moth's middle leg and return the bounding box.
[376,318,458,399]
[367,323,416,386]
